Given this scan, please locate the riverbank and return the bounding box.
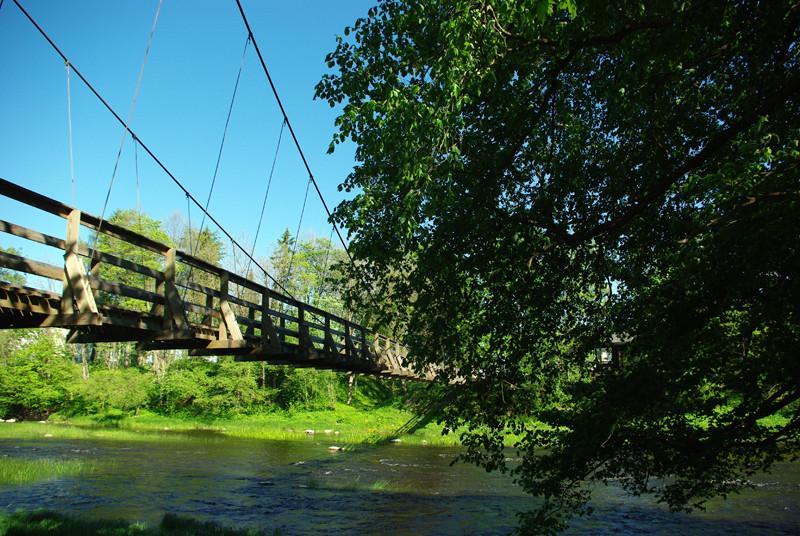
[0,510,277,535]
[0,405,461,447]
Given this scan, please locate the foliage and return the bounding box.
[154,358,267,417]
[95,209,172,312]
[0,330,81,420]
[0,510,274,536]
[0,458,95,486]
[0,246,26,286]
[273,368,341,411]
[267,230,348,314]
[70,368,153,414]
[318,0,800,532]
[0,209,425,437]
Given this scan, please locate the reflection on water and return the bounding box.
[0,434,798,535]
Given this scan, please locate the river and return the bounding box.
[0,434,798,534]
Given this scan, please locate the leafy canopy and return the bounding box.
[317,0,800,532]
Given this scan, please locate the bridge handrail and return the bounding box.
[0,177,422,378]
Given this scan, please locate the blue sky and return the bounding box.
[0,0,372,269]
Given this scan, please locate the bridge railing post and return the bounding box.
[60,209,99,320]
[297,305,313,353]
[162,248,189,334]
[323,316,337,355]
[218,271,242,341]
[360,327,369,362]
[260,289,279,351]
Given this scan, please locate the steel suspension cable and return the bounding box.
[134,137,142,218]
[134,136,146,271]
[186,193,193,255]
[244,118,286,279]
[313,227,335,307]
[192,34,250,258]
[183,34,250,295]
[287,177,311,284]
[233,0,352,263]
[96,0,163,238]
[11,0,294,297]
[65,62,76,205]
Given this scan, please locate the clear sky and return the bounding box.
[0,0,372,270]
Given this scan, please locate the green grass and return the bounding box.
[0,458,97,486]
[0,405,463,447]
[0,510,279,535]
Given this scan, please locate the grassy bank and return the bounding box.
[0,510,277,535]
[0,458,97,486]
[0,405,462,447]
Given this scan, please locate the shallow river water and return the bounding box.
[0,433,798,534]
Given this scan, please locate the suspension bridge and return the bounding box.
[0,1,432,381]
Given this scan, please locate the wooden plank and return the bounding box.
[227,292,261,311]
[0,220,65,250]
[0,251,62,280]
[81,249,163,280]
[91,278,164,305]
[0,281,61,300]
[0,177,77,220]
[177,279,219,298]
[0,293,55,315]
[0,221,160,282]
[0,311,101,328]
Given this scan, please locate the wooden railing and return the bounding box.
[0,177,429,380]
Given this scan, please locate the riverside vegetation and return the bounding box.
[0,213,453,454]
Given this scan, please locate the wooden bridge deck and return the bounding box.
[0,178,429,380]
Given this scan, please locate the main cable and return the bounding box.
[11,0,293,298]
[233,0,352,263]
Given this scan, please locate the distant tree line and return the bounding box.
[0,208,413,420]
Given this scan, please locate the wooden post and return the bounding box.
[260,290,279,350]
[324,316,337,355]
[203,293,214,327]
[218,272,242,341]
[360,327,369,361]
[344,322,355,360]
[61,209,98,317]
[162,248,188,332]
[298,305,313,353]
[246,306,255,337]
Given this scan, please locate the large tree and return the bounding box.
[317,0,800,532]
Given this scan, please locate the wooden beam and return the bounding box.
[219,272,243,341]
[260,289,280,350]
[163,248,189,332]
[0,251,62,281]
[62,209,98,316]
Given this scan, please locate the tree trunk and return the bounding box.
[347,372,356,405]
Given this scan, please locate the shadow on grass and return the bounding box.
[0,510,283,536]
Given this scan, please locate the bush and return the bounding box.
[274,368,342,411]
[70,368,153,414]
[155,358,267,417]
[0,330,81,420]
